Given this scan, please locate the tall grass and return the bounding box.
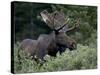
[13,44,97,73]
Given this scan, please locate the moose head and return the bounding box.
[40,10,80,54]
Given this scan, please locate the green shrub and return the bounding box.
[13,44,97,73]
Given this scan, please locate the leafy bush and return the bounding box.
[13,44,97,73]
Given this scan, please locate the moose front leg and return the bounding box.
[57,47,66,55]
[35,49,47,64]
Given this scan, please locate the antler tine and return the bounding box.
[56,18,70,31]
[66,18,80,32]
[52,11,57,30]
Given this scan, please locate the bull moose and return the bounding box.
[19,10,80,63]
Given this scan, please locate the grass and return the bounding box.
[13,44,97,73]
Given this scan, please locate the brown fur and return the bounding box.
[19,31,76,62]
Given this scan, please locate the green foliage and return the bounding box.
[14,44,97,73]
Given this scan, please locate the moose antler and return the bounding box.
[65,18,80,32]
[52,11,69,30]
[40,10,69,30]
[40,10,80,32]
[56,18,70,31]
[40,10,54,29]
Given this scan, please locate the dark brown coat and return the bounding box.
[19,31,76,62]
